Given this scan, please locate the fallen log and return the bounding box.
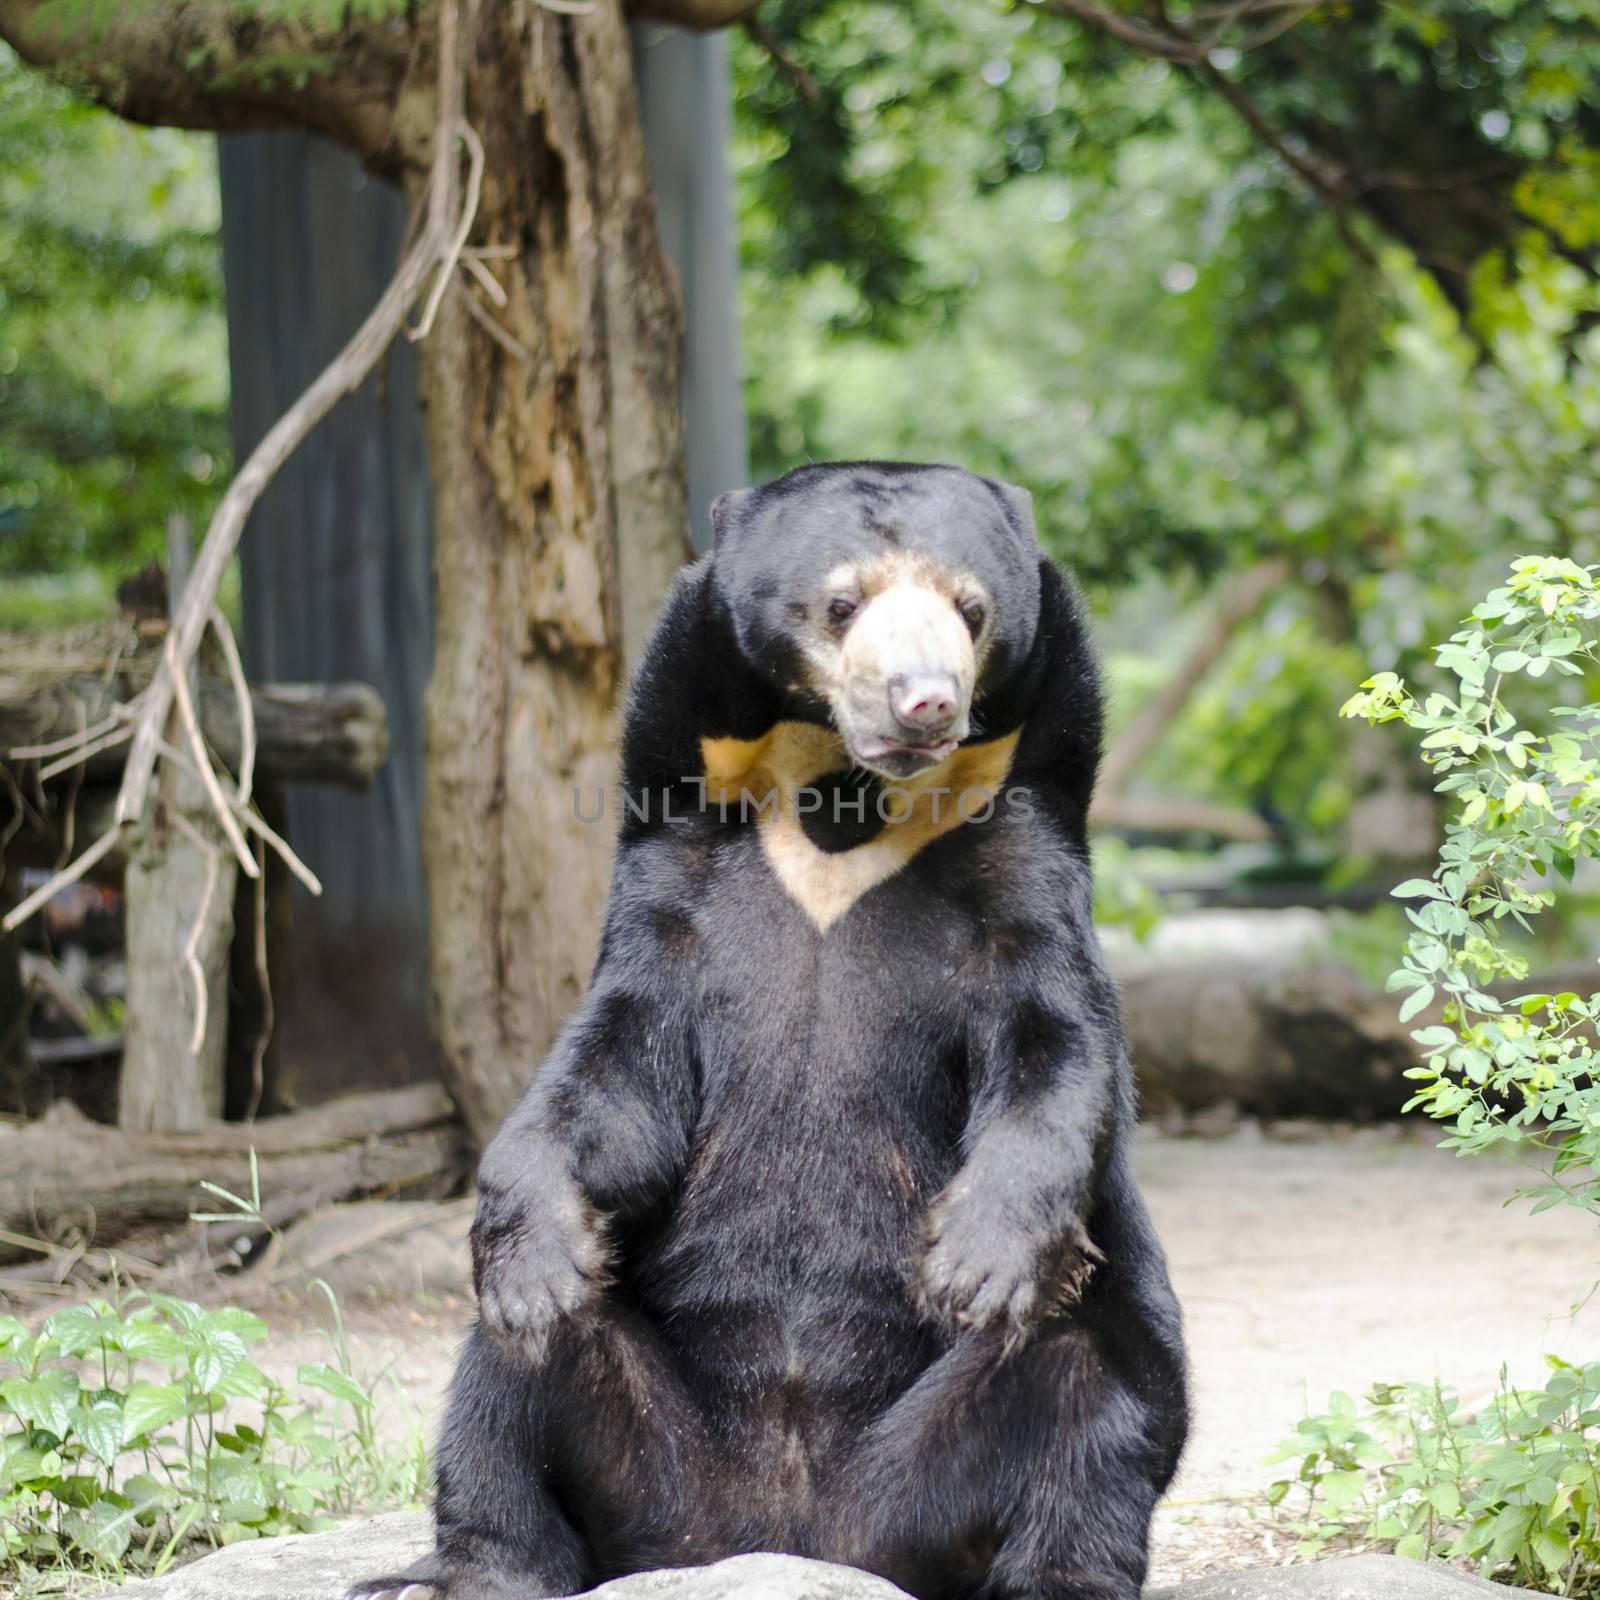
[0,1083,468,1264]
[1,670,388,790]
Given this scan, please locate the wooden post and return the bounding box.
[118,520,239,1132]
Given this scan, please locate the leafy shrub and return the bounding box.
[1342,554,1600,1213]
[1276,556,1600,1593]
[1270,1362,1600,1593]
[0,1281,426,1583]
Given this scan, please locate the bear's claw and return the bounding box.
[917,1188,1103,1337]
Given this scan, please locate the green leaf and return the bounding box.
[121,1381,188,1444]
[295,1362,371,1410]
[193,1329,246,1393]
[204,1307,269,1346]
[74,1396,124,1466]
[42,1302,114,1357]
[117,1320,191,1367]
[1391,879,1444,900]
[122,1473,171,1523]
[1,1368,79,1436]
[1319,1468,1368,1513]
[62,1497,135,1562]
[1399,985,1436,1023]
[1411,1026,1456,1049]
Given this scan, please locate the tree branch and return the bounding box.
[1038,0,1206,61]
[626,0,759,28]
[1091,555,1291,813]
[742,17,821,104]
[1039,0,1377,268]
[0,0,429,169]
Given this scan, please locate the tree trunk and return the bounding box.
[119,769,238,1131]
[420,2,690,1147]
[0,0,694,1149]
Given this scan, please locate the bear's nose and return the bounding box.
[888,672,960,737]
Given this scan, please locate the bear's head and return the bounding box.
[709,463,1043,780]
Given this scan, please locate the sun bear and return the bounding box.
[355,462,1189,1600]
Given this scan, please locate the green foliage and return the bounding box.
[734,0,1600,851]
[1270,1364,1600,1593]
[1342,555,1600,1211]
[1089,836,1165,942]
[0,44,228,622]
[0,1283,426,1584]
[1297,559,1600,1595]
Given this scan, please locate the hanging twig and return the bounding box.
[462,251,508,307]
[166,630,256,878]
[409,120,486,342]
[210,606,255,805]
[148,733,323,896]
[245,834,272,1123]
[38,725,132,784]
[10,709,129,762]
[463,282,532,362]
[0,828,121,932]
[170,810,222,1058]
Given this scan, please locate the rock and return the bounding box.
[106,1512,433,1598]
[1116,960,1418,1120]
[584,1556,915,1600]
[104,1521,916,1600]
[107,1522,1539,1600]
[1147,1554,1544,1600]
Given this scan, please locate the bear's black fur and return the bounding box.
[354,463,1188,1600]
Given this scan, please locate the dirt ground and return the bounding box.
[232,1125,1600,1586]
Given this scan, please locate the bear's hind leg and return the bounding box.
[351,1304,721,1600]
[837,1325,1164,1600]
[350,1328,591,1600]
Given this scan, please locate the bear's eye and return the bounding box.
[827,596,859,626]
[959,598,987,636]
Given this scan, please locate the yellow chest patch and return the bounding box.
[699,722,1021,933]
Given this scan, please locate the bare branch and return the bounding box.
[38,724,131,783]
[409,121,487,343]
[462,252,509,308]
[1,827,120,935]
[1038,0,1204,60]
[149,735,324,897]
[9,0,470,934]
[245,836,272,1124]
[10,710,126,763]
[208,607,255,805]
[1232,2,1323,50]
[112,0,470,831]
[167,629,257,878]
[1092,555,1291,811]
[1039,0,1374,262]
[463,285,534,363]
[170,810,223,1058]
[1194,57,1378,268]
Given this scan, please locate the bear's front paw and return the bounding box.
[471,1180,609,1362]
[916,1187,1103,1338]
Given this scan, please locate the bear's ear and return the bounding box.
[709,487,757,549]
[992,479,1036,540]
